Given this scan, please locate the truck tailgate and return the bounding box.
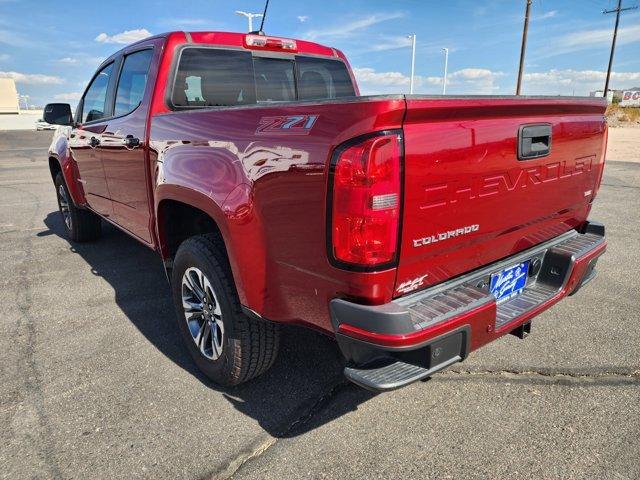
[395,97,607,296]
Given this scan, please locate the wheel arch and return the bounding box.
[48,153,87,207]
[155,187,251,305]
[48,156,62,182]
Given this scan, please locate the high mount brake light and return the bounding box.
[329,132,402,269]
[244,34,297,52]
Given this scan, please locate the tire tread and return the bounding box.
[54,172,101,242]
[174,234,279,385]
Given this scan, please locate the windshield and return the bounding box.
[171,47,356,108]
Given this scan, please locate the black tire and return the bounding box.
[171,234,280,386]
[54,172,101,242]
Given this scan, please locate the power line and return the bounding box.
[602,0,638,96]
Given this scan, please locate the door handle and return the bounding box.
[89,136,100,148]
[123,135,140,148]
[518,124,551,160]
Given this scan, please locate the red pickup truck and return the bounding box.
[44,31,607,391]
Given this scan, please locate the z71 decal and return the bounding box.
[256,115,319,135]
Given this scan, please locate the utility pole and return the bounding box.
[442,48,449,95]
[235,11,263,32]
[603,0,638,97]
[516,0,532,95]
[407,34,416,94]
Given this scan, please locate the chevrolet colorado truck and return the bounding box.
[44,31,607,391]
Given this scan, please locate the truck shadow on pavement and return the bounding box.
[43,211,375,438]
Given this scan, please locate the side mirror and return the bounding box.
[43,103,73,126]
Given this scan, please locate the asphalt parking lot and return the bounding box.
[1,130,639,480]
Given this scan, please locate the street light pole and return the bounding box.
[442,48,449,95]
[235,10,263,32]
[407,34,416,94]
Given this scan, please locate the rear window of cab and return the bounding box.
[170,47,356,108]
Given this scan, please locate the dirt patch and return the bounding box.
[606,105,640,128]
[606,127,640,163]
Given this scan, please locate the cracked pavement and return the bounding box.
[0,130,639,479]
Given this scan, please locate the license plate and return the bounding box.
[490,261,529,303]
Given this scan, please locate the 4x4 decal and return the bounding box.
[256,115,318,135]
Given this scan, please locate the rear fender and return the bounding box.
[154,183,266,309]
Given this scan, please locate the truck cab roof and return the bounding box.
[107,31,344,61]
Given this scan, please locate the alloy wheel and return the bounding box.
[181,267,225,360]
[57,184,72,230]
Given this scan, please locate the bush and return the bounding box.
[605,104,640,125]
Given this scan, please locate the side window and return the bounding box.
[172,48,256,107]
[81,63,114,123]
[114,49,153,117]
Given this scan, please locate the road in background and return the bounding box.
[0,130,638,479]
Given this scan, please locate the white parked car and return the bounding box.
[35,119,56,131]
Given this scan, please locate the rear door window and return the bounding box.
[114,49,153,117]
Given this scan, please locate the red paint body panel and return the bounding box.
[397,97,607,295]
[151,97,405,331]
[100,39,164,245]
[48,31,608,349]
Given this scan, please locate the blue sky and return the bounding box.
[1,0,639,107]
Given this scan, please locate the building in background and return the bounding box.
[590,89,616,103]
[0,78,46,130]
[620,89,640,107]
[590,88,640,105]
[0,78,20,114]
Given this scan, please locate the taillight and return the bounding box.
[328,131,402,269]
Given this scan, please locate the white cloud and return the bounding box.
[58,57,78,65]
[57,55,103,66]
[538,23,640,58]
[523,69,640,95]
[304,12,404,41]
[355,66,640,96]
[0,71,63,85]
[0,28,34,47]
[54,92,82,101]
[368,35,413,52]
[536,10,557,20]
[95,29,152,44]
[353,67,414,89]
[297,15,309,23]
[563,24,640,48]
[449,68,503,83]
[353,67,503,95]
